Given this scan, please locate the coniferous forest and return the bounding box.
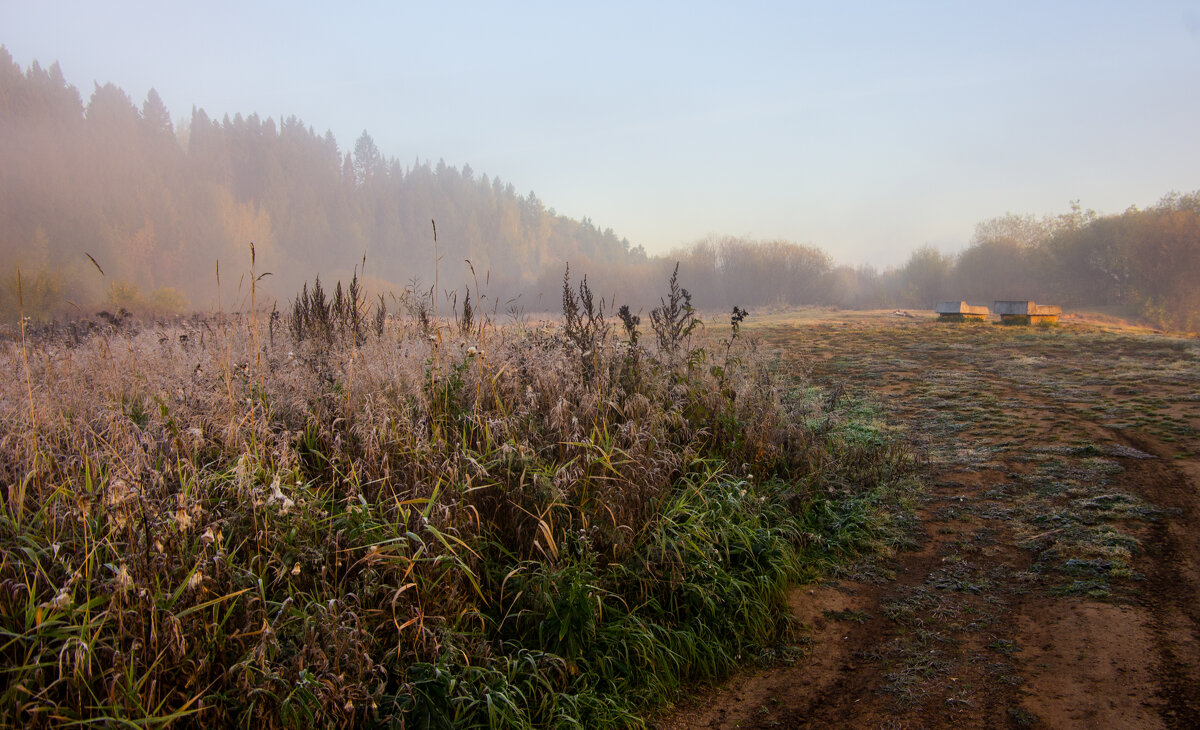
[2,47,1198,330]
[0,48,646,319]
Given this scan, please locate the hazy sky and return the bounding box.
[4,1,1199,266]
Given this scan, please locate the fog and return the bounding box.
[2,49,1199,331]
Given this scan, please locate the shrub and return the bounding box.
[650,263,700,356]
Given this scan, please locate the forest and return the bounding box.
[2,47,1198,331]
[0,48,645,319]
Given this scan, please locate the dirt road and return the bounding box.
[659,313,1200,729]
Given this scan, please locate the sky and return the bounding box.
[3,1,1199,267]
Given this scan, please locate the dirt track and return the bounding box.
[659,312,1200,729]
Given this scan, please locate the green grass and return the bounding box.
[750,314,1200,716]
[0,284,921,728]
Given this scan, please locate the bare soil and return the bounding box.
[657,311,1200,729]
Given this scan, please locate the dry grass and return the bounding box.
[0,278,919,727]
[753,313,1200,716]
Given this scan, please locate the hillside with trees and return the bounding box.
[2,48,1197,331]
[0,48,644,319]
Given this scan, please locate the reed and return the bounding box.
[0,264,918,728]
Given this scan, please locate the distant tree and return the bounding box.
[86,81,140,128]
[954,239,1031,302]
[898,245,953,308]
[352,130,382,185]
[825,264,884,309]
[1122,196,1200,329]
[971,212,1054,250]
[141,88,173,138]
[0,46,20,114]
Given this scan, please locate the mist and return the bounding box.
[2,49,1198,332]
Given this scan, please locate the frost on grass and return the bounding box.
[0,285,918,727]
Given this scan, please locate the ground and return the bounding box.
[657,309,1200,729]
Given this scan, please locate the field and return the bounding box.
[0,282,922,728]
[661,310,1200,728]
[2,296,1197,728]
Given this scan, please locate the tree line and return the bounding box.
[871,197,1200,330]
[0,48,645,320]
[541,195,1199,332]
[2,48,1197,331]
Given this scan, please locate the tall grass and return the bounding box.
[0,267,918,728]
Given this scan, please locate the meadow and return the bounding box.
[0,274,918,728]
[663,310,1200,728]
